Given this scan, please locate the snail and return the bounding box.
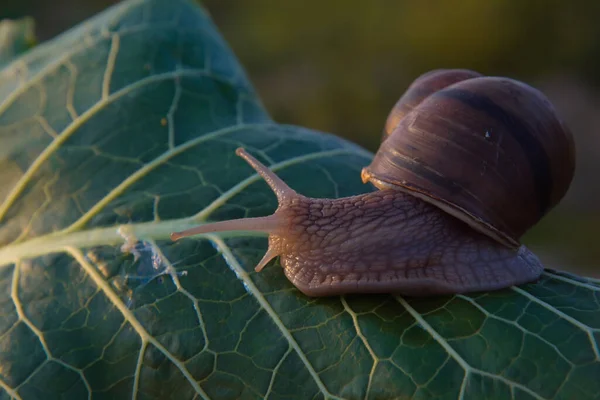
[171,69,575,297]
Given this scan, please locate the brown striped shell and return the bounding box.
[382,69,483,140]
[362,69,576,248]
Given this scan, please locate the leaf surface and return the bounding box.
[0,1,598,399]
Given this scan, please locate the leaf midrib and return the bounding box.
[0,147,366,266]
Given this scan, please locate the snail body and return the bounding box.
[171,69,575,297]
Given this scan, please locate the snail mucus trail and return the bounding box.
[171,69,575,297]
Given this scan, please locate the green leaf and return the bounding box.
[0,0,597,399]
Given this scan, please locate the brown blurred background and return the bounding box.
[2,0,599,277]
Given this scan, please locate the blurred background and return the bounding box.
[2,0,599,277]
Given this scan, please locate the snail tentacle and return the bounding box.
[170,148,297,272]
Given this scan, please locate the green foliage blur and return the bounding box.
[2,0,599,277]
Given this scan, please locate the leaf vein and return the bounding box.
[65,246,210,400]
[61,122,274,234]
[264,346,292,400]
[192,148,365,222]
[11,261,93,399]
[102,33,120,99]
[395,296,546,400]
[542,271,600,292]
[132,341,147,400]
[207,235,344,400]
[511,286,600,359]
[145,239,211,352]
[340,297,378,400]
[0,68,226,224]
[65,60,79,120]
[456,294,574,367]
[0,377,21,400]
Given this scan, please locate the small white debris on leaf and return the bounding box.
[116,225,188,308]
[117,225,142,262]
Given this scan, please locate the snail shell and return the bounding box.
[383,69,483,140]
[363,70,576,248]
[170,69,575,297]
